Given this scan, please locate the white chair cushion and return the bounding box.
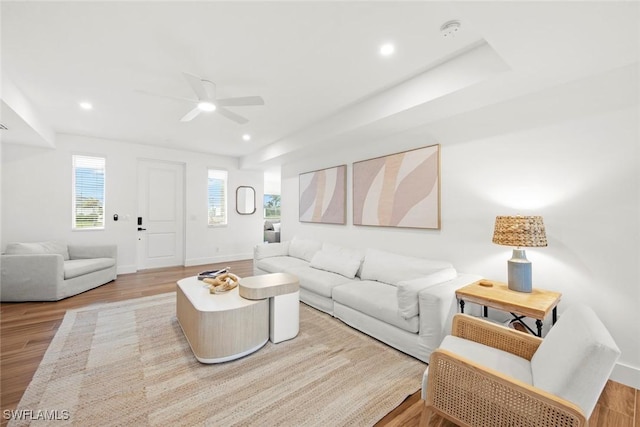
[396,267,458,319]
[360,248,453,286]
[439,335,533,385]
[530,304,621,416]
[64,258,116,279]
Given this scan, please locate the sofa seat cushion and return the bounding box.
[255,256,308,274]
[439,335,533,385]
[332,281,419,333]
[5,241,70,261]
[288,266,356,298]
[64,258,116,280]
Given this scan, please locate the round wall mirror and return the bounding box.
[236,186,256,215]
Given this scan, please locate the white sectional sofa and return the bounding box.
[253,237,482,363]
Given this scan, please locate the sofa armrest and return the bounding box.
[0,254,65,301]
[397,268,458,319]
[68,245,117,260]
[424,349,586,427]
[253,241,290,261]
[417,273,483,339]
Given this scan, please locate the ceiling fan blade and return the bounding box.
[217,107,249,124]
[180,107,202,122]
[135,89,196,104]
[182,72,210,101]
[216,96,265,107]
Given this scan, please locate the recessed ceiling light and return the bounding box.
[379,43,395,56]
[242,134,251,141]
[197,101,216,112]
[79,102,93,110]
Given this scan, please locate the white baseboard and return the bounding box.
[610,362,640,390]
[117,264,137,275]
[184,252,253,267]
[117,255,252,275]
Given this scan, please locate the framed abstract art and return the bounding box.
[353,144,440,229]
[299,165,346,224]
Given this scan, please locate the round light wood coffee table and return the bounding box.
[176,276,269,363]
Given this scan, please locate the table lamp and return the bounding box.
[492,215,547,293]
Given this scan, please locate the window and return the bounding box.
[263,194,281,219]
[208,169,227,226]
[72,155,105,230]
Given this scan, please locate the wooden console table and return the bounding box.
[455,280,561,337]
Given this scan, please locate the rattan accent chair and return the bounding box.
[420,305,620,427]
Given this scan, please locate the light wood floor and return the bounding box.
[1,260,638,427]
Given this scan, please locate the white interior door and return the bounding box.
[137,159,185,270]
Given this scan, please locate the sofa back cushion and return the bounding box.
[254,241,290,260]
[360,248,453,286]
[5,241,70,261]
[530,304,620,416]
[310,251,362,280]
[288,238,322,262]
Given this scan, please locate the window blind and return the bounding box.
[207,169,227,226]
[72,155,105,229]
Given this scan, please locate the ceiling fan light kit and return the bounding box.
[140,72,264,124]
[197,101,216,112]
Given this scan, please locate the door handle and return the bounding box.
[138,227,147,231]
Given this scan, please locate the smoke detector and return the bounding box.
[440,20,461,38]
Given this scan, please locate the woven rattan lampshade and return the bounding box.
[492,216,547,248]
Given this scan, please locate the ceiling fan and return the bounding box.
[138,72,264,124]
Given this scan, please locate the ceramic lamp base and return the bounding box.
[507,249,532,293]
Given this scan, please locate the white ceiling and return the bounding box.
[1,1,638,169]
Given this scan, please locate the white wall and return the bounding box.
[281,104,639,388]
[1,134,264,273]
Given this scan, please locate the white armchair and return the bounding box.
[1,241,117,301]
[421,304,620,427]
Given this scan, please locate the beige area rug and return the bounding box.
[12,292,426,426]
